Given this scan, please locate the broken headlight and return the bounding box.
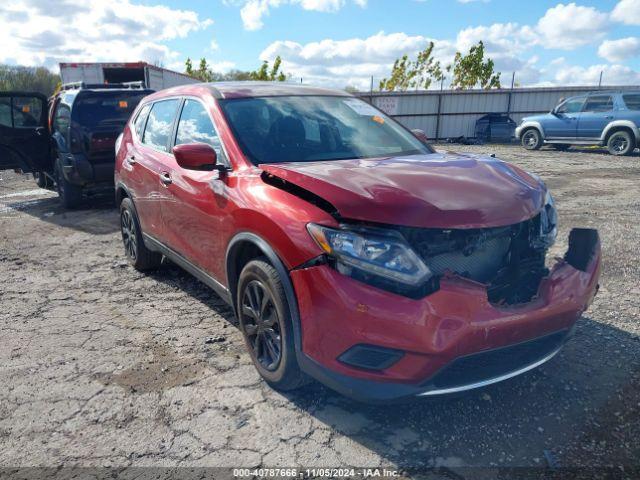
[307,223,432,288]
[540,190,558,247]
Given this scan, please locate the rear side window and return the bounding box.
[142,99,180,152]
[53,104,71,136]
[175,99,222,157]
[623,94,640,110]
[583,95,614,113]
[134,103,151,139]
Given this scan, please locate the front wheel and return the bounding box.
[607,130,635,156]
[521,129,542,150]
[237,259,308,391]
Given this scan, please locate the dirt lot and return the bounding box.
[0,144,639,473]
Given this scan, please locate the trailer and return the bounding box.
[59,62,199,90]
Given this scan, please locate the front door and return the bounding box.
[160,98,231,282]
[544,97,585,139]
[0,92,49,172]
[577,94,615,139]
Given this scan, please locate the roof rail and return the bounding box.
[60,81,148,91]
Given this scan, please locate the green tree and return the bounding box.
[250,56,288,81]
[379,42,444,92]
[448,41,501,90]
[0,64,60,96]
[185,58,194,77]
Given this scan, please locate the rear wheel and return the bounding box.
[607,130,634,156]
[237,259,307,391]
[55,161,83,209]
[521,129,542,150]
[120,197,162,271]
[35,171,52,189]
[551,144,570,151]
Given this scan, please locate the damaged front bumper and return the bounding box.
[291,228,601,403]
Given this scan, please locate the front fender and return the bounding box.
[515,121,546,140]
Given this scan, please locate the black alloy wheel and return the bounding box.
[121,208,138,261]
[240,279,282,371]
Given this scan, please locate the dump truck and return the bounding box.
[59,62,199,90]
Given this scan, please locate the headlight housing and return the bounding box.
[540,190,558,247]
[307,223,433,292]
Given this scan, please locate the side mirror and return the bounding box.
[411,128,429,144]
[173,143,218,171]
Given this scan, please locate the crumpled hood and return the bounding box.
[260,152,545,229]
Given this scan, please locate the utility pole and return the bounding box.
[598,71,603,89]
[369,75,374,104]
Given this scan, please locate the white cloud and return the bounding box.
[210,61,236,73]
[598,37,640,62]
[238,0,366,30]
[536,3,610,49]
[0,0,213,68]
[611,0,640,25]
[549,57,640,85]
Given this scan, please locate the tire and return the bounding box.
[521,128,542,150]
[237,258,307,391]
[607,130,634,156]
[119,197,162,271]
[55,160,83,209]
[35,171,52,189]
[552,144,570,151]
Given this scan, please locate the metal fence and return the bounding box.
[358,85,640,140]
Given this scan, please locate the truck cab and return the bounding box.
[0,83,153,208]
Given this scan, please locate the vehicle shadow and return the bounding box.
[278,315,639,469]
[132,259,639,469]
[1,192,119,235]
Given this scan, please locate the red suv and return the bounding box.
[115,83,601,402]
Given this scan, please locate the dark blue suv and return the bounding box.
[516,92,640,156]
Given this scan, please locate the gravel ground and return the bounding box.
[0,144,639,474]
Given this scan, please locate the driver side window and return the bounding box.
[557,98,584,114]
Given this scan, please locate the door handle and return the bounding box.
[126,155,137,165]
[605,115,614,119]
[160,172,172,186]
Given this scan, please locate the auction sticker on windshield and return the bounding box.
[343,99,380,116]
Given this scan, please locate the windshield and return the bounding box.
[72,91,150,129]
[219,95,432,164]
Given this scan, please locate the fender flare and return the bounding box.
[114,181,134,207]
[601,120,640,143]
[225,231,304,354]
[517,121,546,140]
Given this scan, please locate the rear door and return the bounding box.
[577,95,615,139]
[0,92,49,172]
[132,98,181,242]
[545,97,584,139]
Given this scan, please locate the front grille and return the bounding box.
[396,215,549,305]
[429,330,568,390]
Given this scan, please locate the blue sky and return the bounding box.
[2,0,640,89]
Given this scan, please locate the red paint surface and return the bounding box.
[115,83,601,387]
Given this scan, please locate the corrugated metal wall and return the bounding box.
[359,86,640,140]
